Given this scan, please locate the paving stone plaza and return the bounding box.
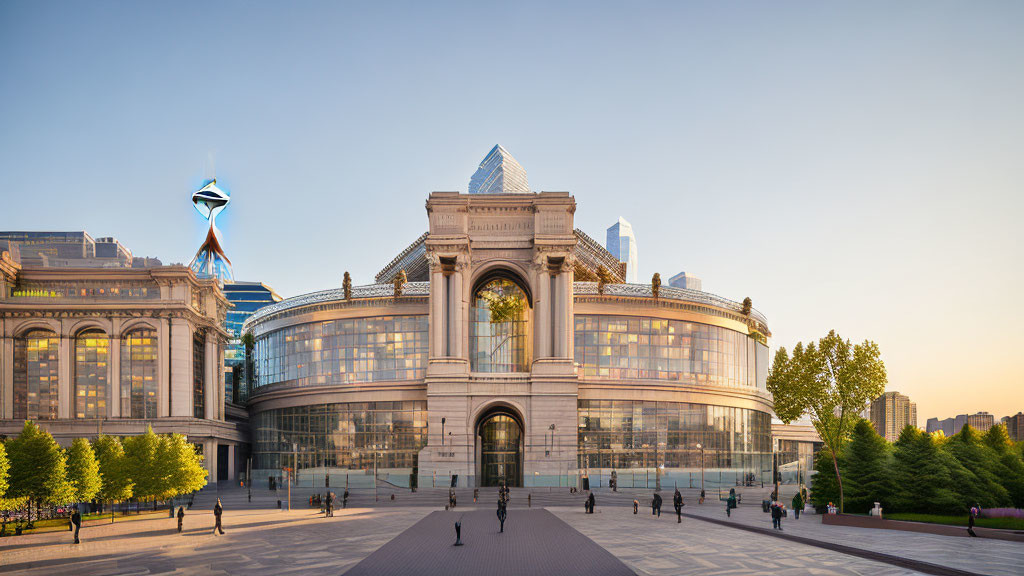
[2,486,1020,575]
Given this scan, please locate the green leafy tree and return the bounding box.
[943,425,1011,508]
[809,447,842,510]
[891,426,960,514]
[66,438,102,503]
[0,440,9,499]
[123,426,166,504]
[981,424,1024,507]
[842,419,894,513]
[94,435,133,516]
[5,421,75,523]
[162,434,208,497]
[767,330,887,512]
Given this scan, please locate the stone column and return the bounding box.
[451,266,465,358]
[429,267,445,358]
[204,438,218,482]
[1,329,12,419]
[158,318,171,418]
[536,267,551,359]
[227,444,236,481]
[169,318,192,418]
[205,335,217,421]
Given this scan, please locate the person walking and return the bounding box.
[343,488,349,509]
[587,492,596,514]
[213,498,225,535]
[71,508,82,544]
[497,499,507,533]
[652,493,662,517]
[699,488,705,505]
[326,492,334,518]
[177,506,185,533]
[726,490,737,518]
[967,506,978,537]
[633,499,639,514]
[673,489,683,523]
[771,501,783,530]
[791,492,803,520]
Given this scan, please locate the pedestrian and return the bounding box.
[213,498,225,535]
[343,488,349,509]
[474,488,479,502]
[652,493,662,517]
[726,490,737,518]
[587,492,596,514]
[633,499,639,514]
[673,489,683,523]
[967,506,978,537]
[248,491,251,503]
[177,506,185,533]
[771,501,783,530]
[71,508,82,544]
[791,491,803,520]
[699,488,705,505]
[497,499,507,533]
[326,492,334,518]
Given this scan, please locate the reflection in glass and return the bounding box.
[74,329,108,419]
[14,329,60,420]
[480,413,523,487]
[470,279,531,372]
[121,329,158,418]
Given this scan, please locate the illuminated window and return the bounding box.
[74,329,109,419]
[121,328,158,418]
[14,329,60,420]
[470,278,531,373]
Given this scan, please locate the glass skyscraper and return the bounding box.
[223,281,281,404]
[606,217,639,282]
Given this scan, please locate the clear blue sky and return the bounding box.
[2,1,1022,423]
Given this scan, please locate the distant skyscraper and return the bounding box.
[222,281,281,404]
[189,179,234,281]
[668,271,702,291]
[468,144,530,194]
[870,391,917,442]
[1003,412,1024,441]
[606,217,638,283]
[926,411,995,436]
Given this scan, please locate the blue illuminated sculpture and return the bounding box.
[189,179,234,281]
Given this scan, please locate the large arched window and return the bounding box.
[470,277,531,372]
[13,329,60,420]
[121,328,158,418]
[74,329,109,419]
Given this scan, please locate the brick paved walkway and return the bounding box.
[344,508,635,576]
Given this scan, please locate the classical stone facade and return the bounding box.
[245,186,774,490]
[0,260,246,481]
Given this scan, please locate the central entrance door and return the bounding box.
[478,409,523,487]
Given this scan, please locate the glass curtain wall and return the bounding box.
[74,329,109,419]
[121,328,158,418]
[574,315,759,390]
[13,329,60,420]
[577,400,772,488]
[193,331,205,418]
[470,279,531,372]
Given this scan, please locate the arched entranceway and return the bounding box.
[477,406,524,487]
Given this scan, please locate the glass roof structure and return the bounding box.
[468,144,530,194]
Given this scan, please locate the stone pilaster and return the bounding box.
[169,318,192,418]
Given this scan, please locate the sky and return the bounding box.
[2,1,1022,424]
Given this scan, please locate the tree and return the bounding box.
[767,331,887,512]
[0,441,9,499]
[5,421,75,523]
[94,435,133,514]
[809,447,842,510]
[891,426,961,514]
[123,426,165,504]
[944,425,1011,508]
[66,438,101,503]
[981,424,1024,507]
[162,434,208,498]
[842,419,894,513]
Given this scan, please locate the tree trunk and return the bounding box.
[830,448,844,513]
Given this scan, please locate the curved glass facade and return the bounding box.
[253,316,428,391]
[578,400,772,483]
[574,315,761,389]
[13,329,60,420]
[74,329,109,419]
[252,401,427,485]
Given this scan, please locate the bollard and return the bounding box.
[453,520,463,546]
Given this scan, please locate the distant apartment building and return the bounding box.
[0,231,161,269]
[926,411,996,436]
[869,391,917,442]
[1003,412,1024,441]
[668,271,702,291]
[606,217,639,283]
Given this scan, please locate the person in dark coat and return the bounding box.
[652,493,662,517]
[726,491,737,517]
[497,499,507,532]
[699,488,706,504]
[791,492,803,520]
[177,506,185,533]
[213,498,225,535]
[343,488,349,508]
[771,501,783,530]
[673,489,683,523]
[71,508,82,544]
[587,492,596,514]
[326,492,334,518]
[633,499,639,514]
[967,506,978,537]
